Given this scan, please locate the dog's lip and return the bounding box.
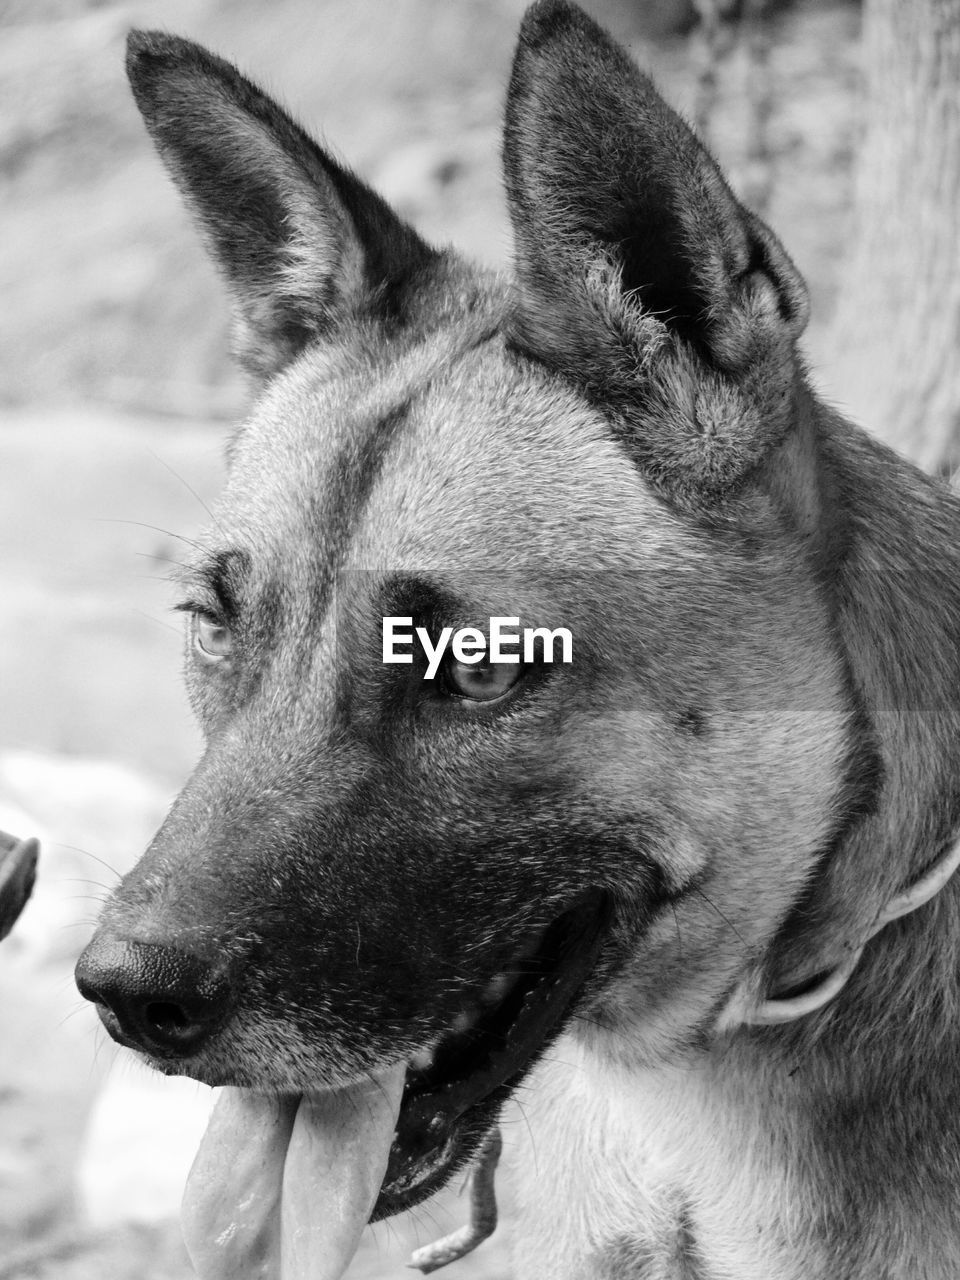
[372,888,611,1218]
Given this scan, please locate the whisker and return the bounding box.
[511,1095,539,1176]
[692,885,746,946]
[134,550,192,573]
[671,900,684,960]
[96,518,205,551]
[133,608,185,636]
[145,448,223,535]
[56,1004,95,1033]
[60,876,114,891]
[53,845,122,880]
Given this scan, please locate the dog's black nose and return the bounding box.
[75,936,235,1057]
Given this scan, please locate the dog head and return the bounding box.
[76,1,874,1214]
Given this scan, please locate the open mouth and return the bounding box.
[90,885,612,1277]
[159,889,613,1279]
[373,888,611,1219]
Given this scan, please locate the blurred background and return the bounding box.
[1,0,953,1276]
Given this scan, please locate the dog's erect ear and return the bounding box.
[504,2,810,498]
[505,0,808,368]
[126,31,437,380]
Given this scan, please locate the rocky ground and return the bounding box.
[0,1,861,1276]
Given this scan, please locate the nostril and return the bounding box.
[144,1000,194,1034]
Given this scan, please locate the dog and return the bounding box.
[75,2,960,1276]
[0,830,38,942]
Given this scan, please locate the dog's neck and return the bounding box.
[760,389,960,994]
[734,397,960,1274]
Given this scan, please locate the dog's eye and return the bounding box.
[194,613,233,660]
[443,658,521,702]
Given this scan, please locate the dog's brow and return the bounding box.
[183,548,251,619]
[296,399,413,650]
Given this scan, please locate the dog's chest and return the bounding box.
[501,1041,809,1280]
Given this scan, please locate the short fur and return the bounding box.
[77,5,960,1277]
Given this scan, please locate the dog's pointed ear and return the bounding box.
[504,0,808,368]
[126,31,436,380]
[504,1,810,501]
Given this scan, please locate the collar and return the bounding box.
[728,834,960,1028]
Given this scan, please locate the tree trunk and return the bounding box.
[828,0,960,476]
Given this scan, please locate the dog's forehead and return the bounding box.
[216,333,685,580]
[354,351,682,571]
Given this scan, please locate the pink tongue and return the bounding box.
[181,1067,406,1280]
